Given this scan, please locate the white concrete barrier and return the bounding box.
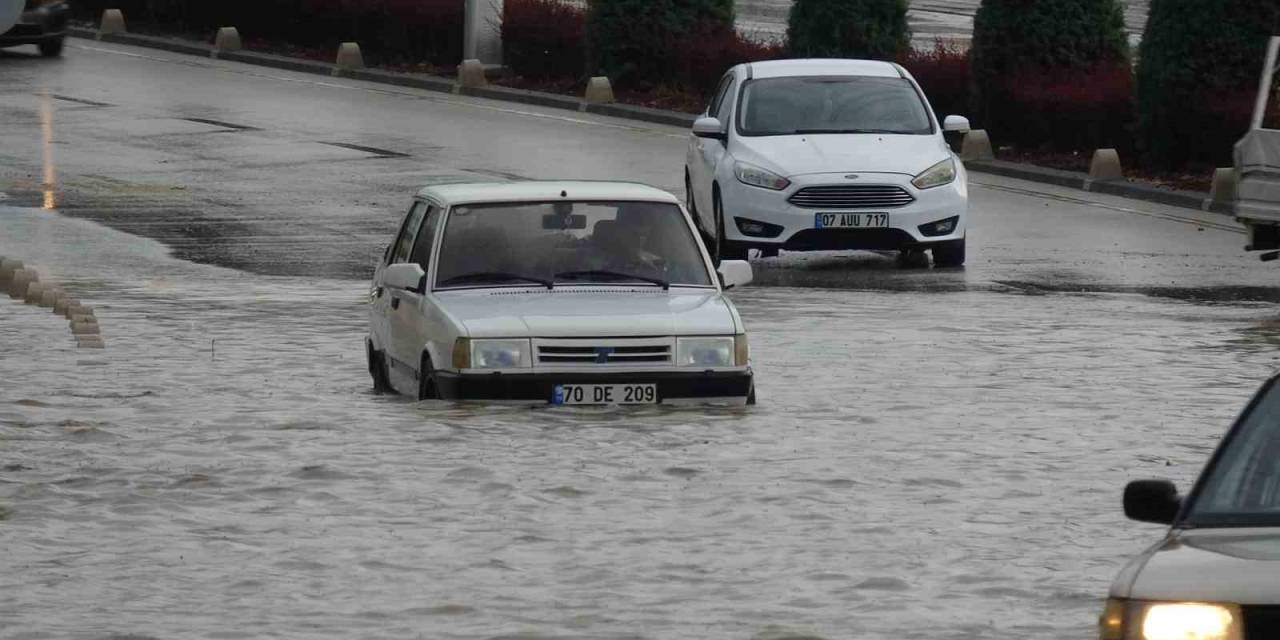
[458,59,488,88]
[8,268,36,299]
[213,27,242,57]
[98,9,126,39]
[23,281,45,304]
[66,305,92,320]
[334,42,364,75]
[1088,148,1124,182]
[53,296,72,315]
[76,335,106,349]
[38,289,60,308]
[0,258,22,286]
[1209,167,1239,206]
[960,130,994,161]
[584,77,615,105]
[62,300,84,319]
[71,320,100,335]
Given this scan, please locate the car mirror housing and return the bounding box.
[693,116,726,140]
[943,115,971,133]
[717,260,752,289]
[1124,479,1181,525]
[384,263,426,293]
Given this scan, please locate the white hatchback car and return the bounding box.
[685,59,971,266]
[366,181,755,405]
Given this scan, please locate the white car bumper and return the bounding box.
[719,171,968,250]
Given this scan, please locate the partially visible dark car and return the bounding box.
[0,0,69,57]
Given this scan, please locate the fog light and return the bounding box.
[734,217,784,238]
[919,216,959,238]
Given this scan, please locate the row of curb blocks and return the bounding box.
[958,129,1239,213]
[90,9,619,104]
[0,258,104,349]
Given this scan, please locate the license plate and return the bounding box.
[815,213,889,229]
[552,384,658,405]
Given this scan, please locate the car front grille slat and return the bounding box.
[535,340,673,366]
[788,185,915,209]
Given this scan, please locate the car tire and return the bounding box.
[39,38,64,58]
[714,190,748,263]
[366,340,392,394]
[417,352,439,401]
[932,238,966,268]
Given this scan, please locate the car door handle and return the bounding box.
[391,297,400,310]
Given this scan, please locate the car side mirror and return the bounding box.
[383,263,426,293]
[943,115,971,133]
[1124,480,1181,525]
[693,116,726,140]
[717,260,752,289]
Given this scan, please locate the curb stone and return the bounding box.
[68,28,1222,216]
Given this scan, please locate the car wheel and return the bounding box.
[417,352,439,401]
[366,339,392,394]
[38,38,64,58]
[714,191,748,263]
[932,238,966,268]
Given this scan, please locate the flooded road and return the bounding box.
[2,39,1280,640]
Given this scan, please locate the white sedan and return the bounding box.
[366,181,755,405]
[685,58,970,266]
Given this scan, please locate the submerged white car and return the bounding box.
[685,59,971,266]
[366,182,755,405]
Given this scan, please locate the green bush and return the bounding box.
[586,0,735,89]
[970,0,1129,143]
[1136,0,1280,170]
[786,0,909,60]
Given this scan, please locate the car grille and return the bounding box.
[788,185,915,209]
[534,338,673,367]
[1244,605,1280,639]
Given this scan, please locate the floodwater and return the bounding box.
[3,205,1278,639]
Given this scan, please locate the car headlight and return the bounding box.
[677,337,740,368]
[734,161,790,191]
[456,338,531,369]
[911,157,957,190]
[1099,599,1242,640]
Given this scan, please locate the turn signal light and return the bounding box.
[452,338,471,369]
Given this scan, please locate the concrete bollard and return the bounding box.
[69,311,96,324]
[98,9,127,39]
[584,77,615,104]
[62,300,84,319]
[23,281,45,304]
[66,305,93,320]
[53,295,73,315]
[457,59,488,88]
[76,335,106,349]
[333,42,364,76]
[1088,148,1124,182]
[39,289,61,308]
[8,269,36,299]
[212,27,242,57]
[1209,167,1239,207]
[0,258,22,286]
[71,320,100,335]
[959,130,994,162]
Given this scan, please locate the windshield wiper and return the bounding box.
[793,128,919,135]
[439,272,553,289]
[555,270,669,290]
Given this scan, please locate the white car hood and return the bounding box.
[1123,529,1280,604]
[437,287,739,338]
[737,133,950,177]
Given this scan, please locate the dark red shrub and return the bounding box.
[503,0,586,80]
[672,29,786,98]
[900,42,972,125]
[1001,62,1134,152]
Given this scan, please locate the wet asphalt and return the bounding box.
[0,39,1278,640]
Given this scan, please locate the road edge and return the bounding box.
[67,28,1233,217]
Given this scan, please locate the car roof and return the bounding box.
[417,181,680,206]
[745,58,904,80]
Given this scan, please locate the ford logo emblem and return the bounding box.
[844,174,860,180]
[594,347,614,364]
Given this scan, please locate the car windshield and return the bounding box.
[1186,379,1280,527]
[737,76,933,136]
[434,200,713,289]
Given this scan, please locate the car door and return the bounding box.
[387,202,443,384]
[371,201,425,354]
[378,201,428,379]
[689,72,736,231]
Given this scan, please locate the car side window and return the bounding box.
[391,202,427,264]
[409,205,441,273]
[707,74,733,118]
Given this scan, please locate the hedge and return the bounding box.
[585,0,735,89]
[787,0,909,60]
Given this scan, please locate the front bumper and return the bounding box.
[0,4,69,46]
[719,170,968,251]
[435,369,754,405]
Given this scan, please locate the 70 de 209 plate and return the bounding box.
[552,383,658,405]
